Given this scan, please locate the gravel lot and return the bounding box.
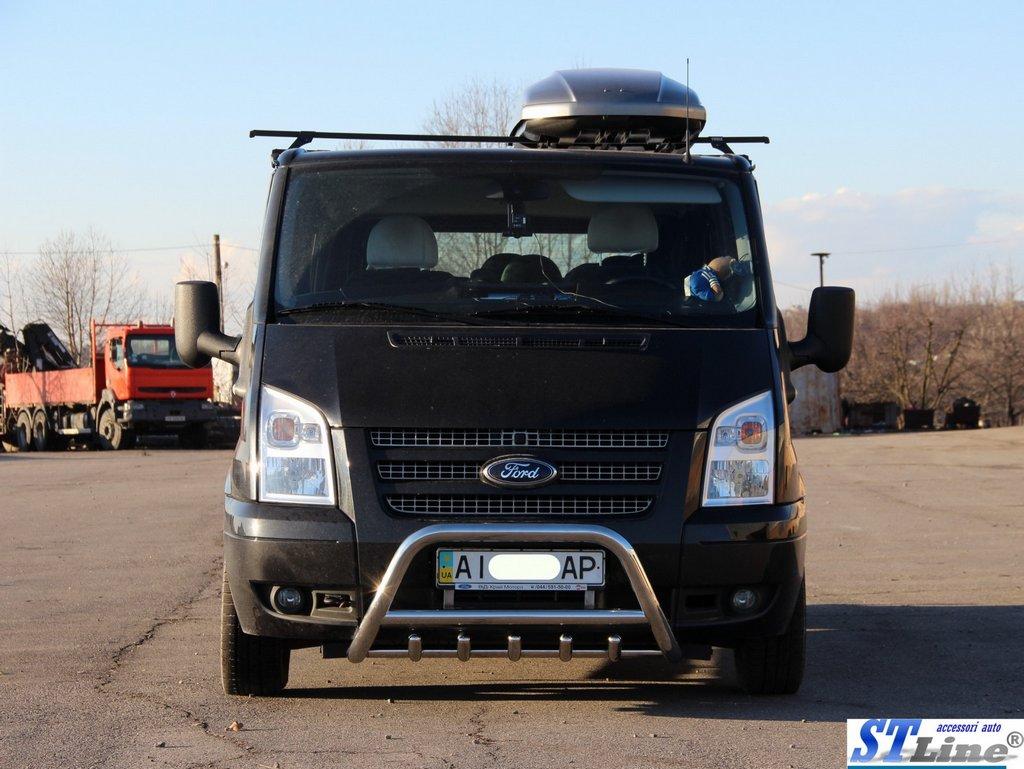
[2,428,1022,768]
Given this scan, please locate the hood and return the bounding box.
[260,324,774,430]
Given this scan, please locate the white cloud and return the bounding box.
[763,186,1024,307]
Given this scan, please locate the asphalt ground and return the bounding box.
[1,428,1022,768]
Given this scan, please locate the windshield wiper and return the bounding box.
[468,302,689,326]
[276,301,484,325]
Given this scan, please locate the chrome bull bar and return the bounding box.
[346,523,682,663]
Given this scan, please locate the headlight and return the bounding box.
[258,385,335,506]
[702,390,775,506]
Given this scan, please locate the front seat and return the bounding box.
[566,205,659,287]
[348,215,451,291]
[499,254,562,284]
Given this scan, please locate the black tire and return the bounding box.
[221,568,289,696]
[31,410,52,451]
[734,582,806,695]
[15,411,33,452]
[96,408,124,450]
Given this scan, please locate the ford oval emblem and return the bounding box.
[480,456,558,489]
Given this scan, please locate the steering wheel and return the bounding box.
[604,275,678,291]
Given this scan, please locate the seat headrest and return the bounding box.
[499,254,563,284]
[366,216,438,269]
[472,253,519,282]
[587,206,659,254]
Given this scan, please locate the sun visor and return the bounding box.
[562,178,722,204]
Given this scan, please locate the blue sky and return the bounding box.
[2,0,1023,309]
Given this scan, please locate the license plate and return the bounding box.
[436,549,605,591]
[164,415,186,422]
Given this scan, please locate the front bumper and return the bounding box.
[120,398,218,429]
[224,496,805,656]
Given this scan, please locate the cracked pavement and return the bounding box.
[1,428,1022,768]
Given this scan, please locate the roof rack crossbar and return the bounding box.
[250,129,527,149]
[250,129,769,154]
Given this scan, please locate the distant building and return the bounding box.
[789,367,841,434]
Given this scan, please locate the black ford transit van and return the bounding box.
[175,69,854,697]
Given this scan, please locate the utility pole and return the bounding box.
[811,251,830,288]
[213,233,224,331]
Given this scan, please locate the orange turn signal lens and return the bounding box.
[267,412,300,446]
[738,418,767,450]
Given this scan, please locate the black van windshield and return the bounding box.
[274,164,758,325]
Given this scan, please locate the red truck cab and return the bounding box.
[94,323,216,448]
[104,324,214,402]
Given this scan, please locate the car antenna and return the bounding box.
[684,57,692,164]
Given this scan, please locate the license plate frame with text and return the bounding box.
[436,549,605,591]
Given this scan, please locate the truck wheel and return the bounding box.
[96,408,124,450]
[15,411,34,452]
[221,567,289,696]
[733,582,805,695]
[31,410,52,451]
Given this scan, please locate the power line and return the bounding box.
[773,279,814,292]
[0,242,257,256]
[830,236,1022,256]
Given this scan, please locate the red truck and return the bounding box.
[1,320,220,451]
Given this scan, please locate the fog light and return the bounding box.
[730,588,758,613]
[273,586,307,614]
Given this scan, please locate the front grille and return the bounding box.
[389,332,648,351]
[378,460,662,482]
[370,429,669,449]
[385,495,653,516]
[559,462,662,482]
[378,461,479,481]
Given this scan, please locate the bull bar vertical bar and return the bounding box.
[346,524,682,663]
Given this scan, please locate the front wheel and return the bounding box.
[96,408,126,450]
[221,568,289,696]
[733,582,806,695]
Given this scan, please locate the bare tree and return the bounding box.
[422,78,596,277]
[177,245,255,333]
[0,252,24,331]
[794,268,1024,427]
[421,78,521,274]
[841,286,975,411]
[963,264,1024,425]
[423,77,518,144]
[30,229,144,363]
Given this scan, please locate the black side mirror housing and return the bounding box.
[789,286,855,373]
[174,281,242,367]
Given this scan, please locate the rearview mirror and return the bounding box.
[789,286,855,373]
[174,281,241,367]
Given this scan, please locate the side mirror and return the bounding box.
[789,286,855,373]
[174,281,241,367]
